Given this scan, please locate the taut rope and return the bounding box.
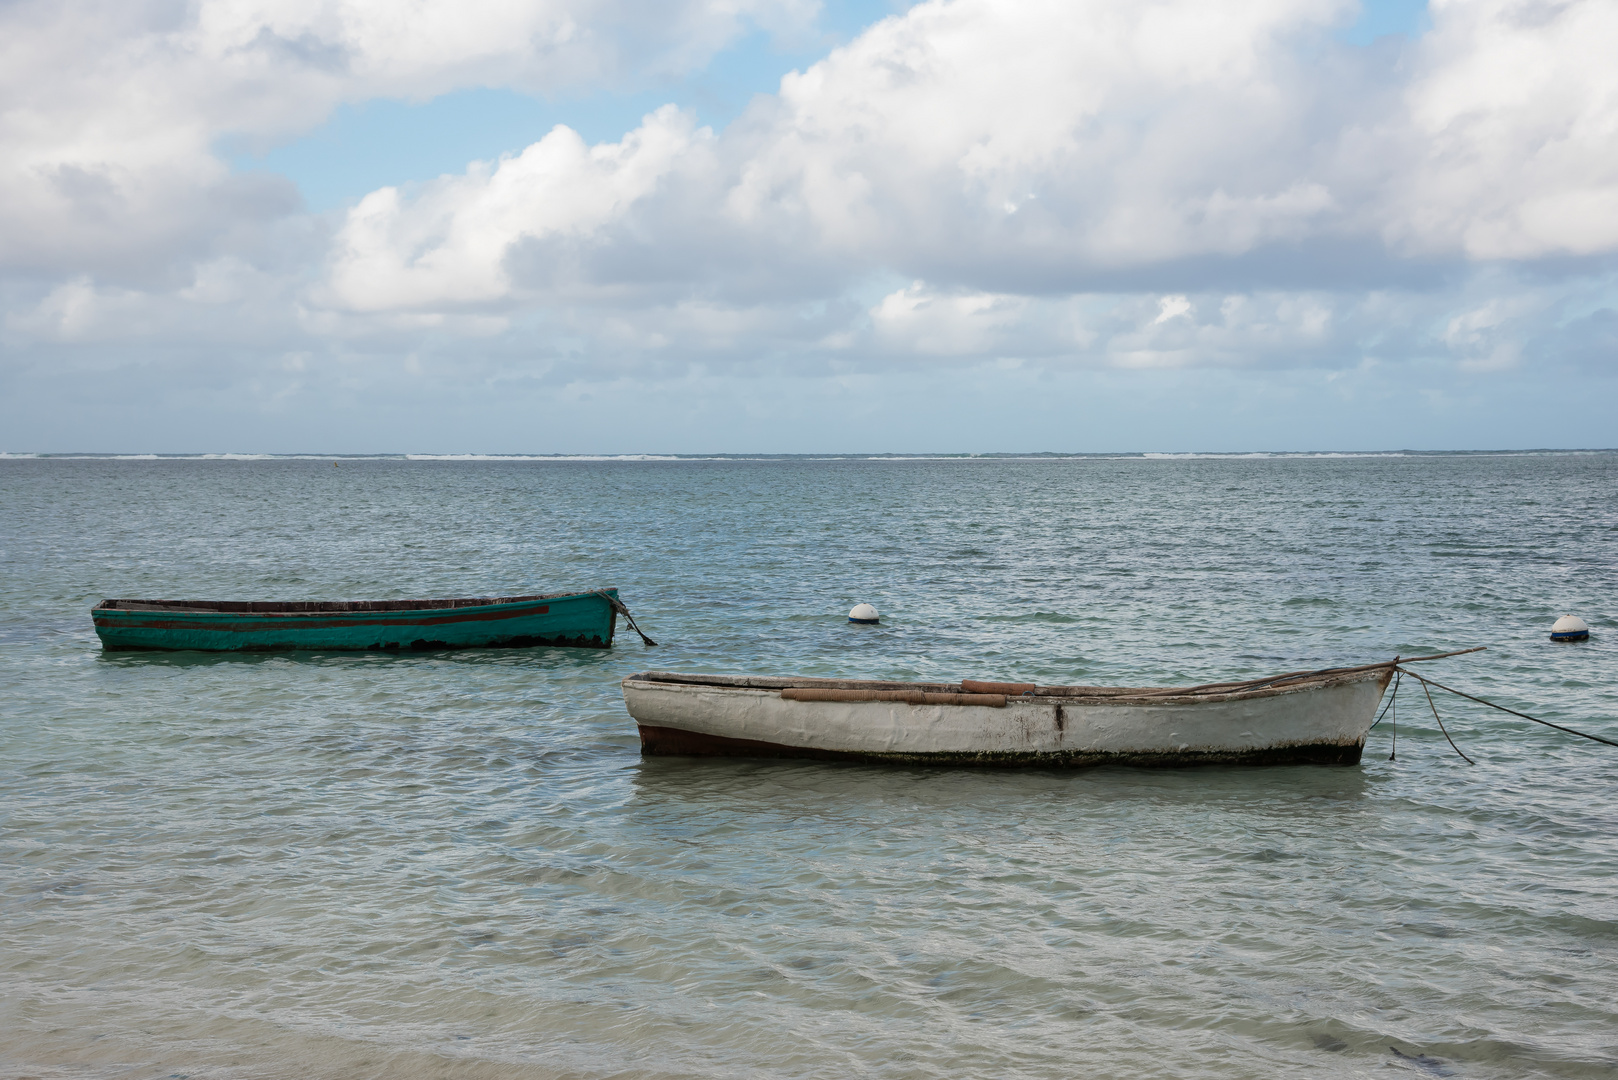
[1394,666,1618,750]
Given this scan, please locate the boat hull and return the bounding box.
[622,668,1394,767]
[93,590,619,652]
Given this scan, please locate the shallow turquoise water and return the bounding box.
[2,454,1616,1078]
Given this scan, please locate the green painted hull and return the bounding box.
[92,590,619,652]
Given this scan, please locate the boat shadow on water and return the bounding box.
[91,643,632,671]
[627,752,1374,817]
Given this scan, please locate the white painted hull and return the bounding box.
[622,667,1394,766]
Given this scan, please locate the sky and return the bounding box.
[1,0,1615,454]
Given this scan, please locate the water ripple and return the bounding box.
[2,455,1616,1078]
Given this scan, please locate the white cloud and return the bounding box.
[1389,0,1618,258]
[6,277,106,341]
[720,0,1356,269]
[869,282,1031,356]
[189,0,820,104]
[735,0,1618,271]
[0,0,811,282]
[299,0,1374,315]
[1,0,1615,446]
[308,0,1618,321]
[324,106,707,311]
[1155,296,1192,324]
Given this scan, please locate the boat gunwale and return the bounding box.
[94,588,616,617]
[624,665,1394,707]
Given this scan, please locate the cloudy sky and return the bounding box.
[2,0,1614,453]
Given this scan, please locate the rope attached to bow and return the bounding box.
[1395,666,1618,750]
[596,591,658,646]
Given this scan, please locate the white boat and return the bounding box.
[621,662,1404,767]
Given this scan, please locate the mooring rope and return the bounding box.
[1389,672,1398,760]
[1417,673,1475,764]
[1394,666,1618,750]
[1370,668,1401,730]
[1370,668,1402,758]
[595,591,658,646]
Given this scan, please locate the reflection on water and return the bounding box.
[2,455,1616,1079]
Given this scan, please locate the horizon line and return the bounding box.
[4,448,1617,461]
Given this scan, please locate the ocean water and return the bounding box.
[1,453,1615,1079]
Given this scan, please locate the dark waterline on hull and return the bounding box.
[636,724,1369,766]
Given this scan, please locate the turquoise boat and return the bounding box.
[92,588,651,653]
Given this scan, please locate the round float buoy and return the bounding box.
[1550,615,1590,642]
[848,603,880,624]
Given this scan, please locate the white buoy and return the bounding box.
[1550,615,1590,642]
[848,603,880,625]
